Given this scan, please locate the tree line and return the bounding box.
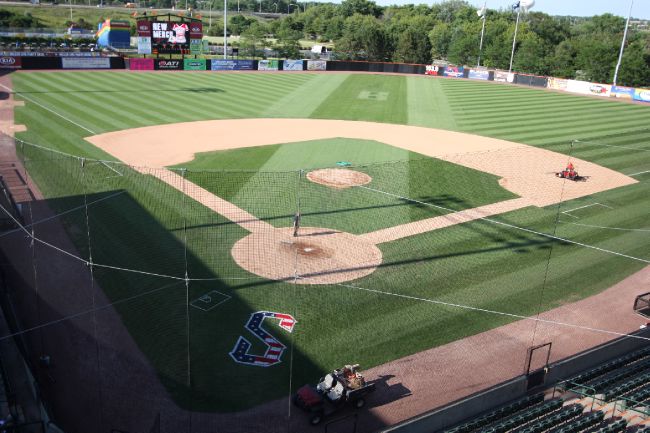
[226,0,649,87]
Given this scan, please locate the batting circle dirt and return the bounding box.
[306,168,372,189]
[231,227,383,285]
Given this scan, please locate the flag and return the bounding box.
[512,1,520,10]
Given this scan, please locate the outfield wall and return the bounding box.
[1,52,647,103]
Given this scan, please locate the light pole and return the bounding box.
[477,1,486,67]
[223,0,227,58]
[258,0,261,13]
[508,0,534,73]
[613,0,633,86]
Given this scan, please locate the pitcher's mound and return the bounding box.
[231,227,382,284]
[306,168,372,189]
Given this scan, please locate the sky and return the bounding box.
[367,0,650,20]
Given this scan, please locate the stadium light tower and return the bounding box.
[477,1,487,67]
[224,0,227,59]
[509,0,535,73]
[613,0,634,86]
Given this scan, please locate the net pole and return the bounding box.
[81,157,105,432]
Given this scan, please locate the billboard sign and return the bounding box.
[633,89,650,103]
[152,21,189,45]
[610,85,635,99]
[136,20,151,37]
[61,57,110,69]
[210,59,255,71]
[129,57,154,70]
[0,56,21,69]
[443,66,464,78]
[189,21,203,38]
[137,37,152,54]
[155,59,183,70]
[258,59,279,71]
[189,38,202,55]
[283,59,303,71]
[183,58,206,71]
[468,69,489,80]
[306,60,326,71]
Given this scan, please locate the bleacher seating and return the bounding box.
[440,346,650,433]
[443,394,545,433]
[546,410,603,433]
[509,404,583,433]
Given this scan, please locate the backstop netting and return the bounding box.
[0,139,647,433]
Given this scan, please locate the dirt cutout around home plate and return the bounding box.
[306,168,372,189]
[231,227,382,285]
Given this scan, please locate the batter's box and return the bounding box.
[358,91,389,101]
[190,290,232,312]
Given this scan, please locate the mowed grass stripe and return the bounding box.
[465,113,650,138]
[14,73,130,132]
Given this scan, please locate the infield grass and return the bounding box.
[10,70,650,411]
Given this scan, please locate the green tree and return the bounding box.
[336,13,388,61]
[429,22,452,60]
[339,0,382,18]
[241,21,266,58]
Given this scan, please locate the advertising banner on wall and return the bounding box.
[494,71,510,82]
[137,37,152,55]
[468,69,489,80]
[566,80,611,97]
[129,58,154,70]
[443,66,464,78]
[283,60,303,71]
[258,60,279,71]
[61,57,110,69]
[0,56,21,69]
[425,65,442,76]
[307,60,327,71]
[547,77,568,91]
[183,59,206,70]
[210,59,255,71]
[154,59,183,70]
[633,88,650,103]
[610,86,635,99]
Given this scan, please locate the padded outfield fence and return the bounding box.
[0,136,648,433]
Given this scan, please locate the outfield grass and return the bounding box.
[10,71,650,411]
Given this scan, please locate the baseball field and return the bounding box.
[4,70,650,424]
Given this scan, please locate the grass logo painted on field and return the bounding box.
[229,311,297,367]
[358,91,389,101]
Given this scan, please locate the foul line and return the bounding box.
[333,281,650,342]
[628,170,650,177]
[559,221,650,233]
[573,139,650,153]
[0,83,97,135]
[358,185,650,265]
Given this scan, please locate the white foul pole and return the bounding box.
[477,1,487,67]
[223,0,227,59]
[613,0,633,86]
[508,6,521,73]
